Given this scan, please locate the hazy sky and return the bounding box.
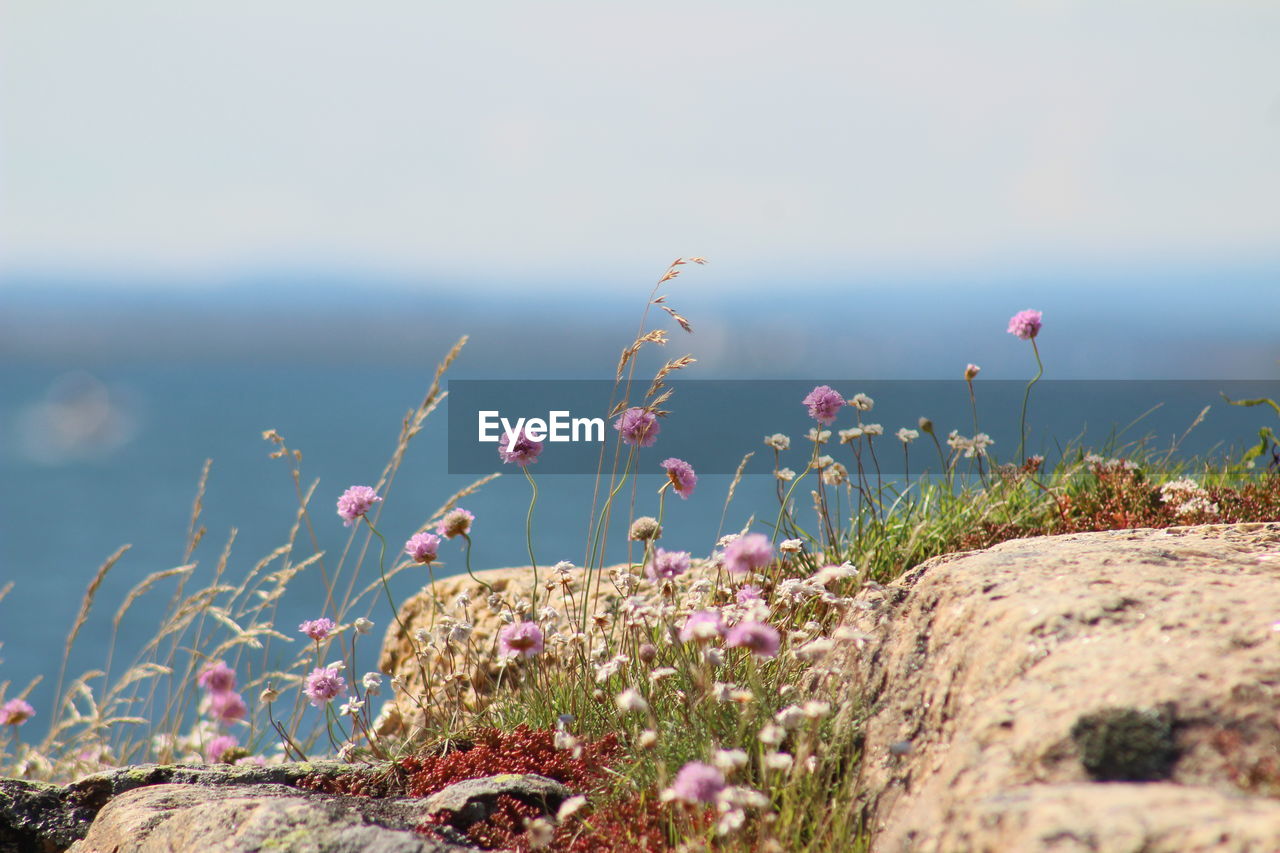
[2,1,1278,290]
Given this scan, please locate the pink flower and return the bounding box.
[725,620,781,658]
[965,363,981,381]
[735,584,763,604]
[208,691,247,722]
[205,734,239,763]
[0,698,35,726]
[436,508,475,539]
[614,408,660,447]
[404,532,441,564]
[1007,309,1042,341]
[304,665,347,707]
[802,385,845,426]
[679,609,725,642]
[337,485,381,526]
[498,621,545,658]
[660,458,697,499]
[299,618,337,642]
[723,533,773,576]
[498,429,544,466]
[646,548,691,581]
[196,660,237,693]
[669,762,725,803]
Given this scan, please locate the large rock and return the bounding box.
[847,523,1280,852]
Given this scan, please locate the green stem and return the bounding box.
[773,442,817,545]
[460,533,494,596]
[1018,338,1044,463]
[522,465,540,617]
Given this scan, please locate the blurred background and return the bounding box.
[2,2,1278,715]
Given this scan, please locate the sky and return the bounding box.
[2,1,1278,292]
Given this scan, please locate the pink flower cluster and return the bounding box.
[661,457,697,499]
[0,698,34,727]
[304,665,348,707]
[677,609,781,658]
[498,620,545,658]
[802,385,845,425]
[336,485,382,526]
[404,531,441,564]
[298,617,337,642]
[196,660,247,762]
[1007,309,1043,340]
[614,407,661,447]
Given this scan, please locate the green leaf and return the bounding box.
[1221,393,1280,419]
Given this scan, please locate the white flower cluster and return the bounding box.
[1159,477,1220,519]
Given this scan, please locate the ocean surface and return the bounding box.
[2,273,1277,724]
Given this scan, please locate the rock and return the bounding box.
[421,774,572,828]
[845,523,1280,852]
[66,783,471,853]
[0,777,96,853]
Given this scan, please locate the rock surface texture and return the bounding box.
[1,763,562,852]
[848,523,1280,852]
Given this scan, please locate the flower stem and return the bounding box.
[522,465,540,617]
[1018,338,1044,463]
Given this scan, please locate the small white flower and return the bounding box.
[638,729,659,749]
[838,427,863,443]
[714,749,749,772]
[775,467,796,482]
[527,817,555,849]
[649,667,678,682]
[765,433,791,451]
[557,795,588,822]
[764,752,793,771]
[814,455,834,470]
[758,723,786,746]
[339,699,365,717]
[353,617,374,635]
[896,428,919,443]
[554,560,575,575]
[849,393,874,411]
[615,688,650,714]
[779,538,805,554]
[361,672,382,696]
[802,700,832,719]
[775,705,807,729]
[806,428,832,443]
[862,423,883,436]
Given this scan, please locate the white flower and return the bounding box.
[775,705,807,729]
[414,628,431,644]
[758,723,786,746]
[779,538,805,554]
[765,752,794,771]
[717,808,746,835]
[527,817,555,849]
[714,749,749,772]
[339,699,365,717]
[650,667,678,682]
[822,462,848,485]
[554,730,579,751]
[454,593,472,610]
[361,672,382,696]
[796,638,835,662]
[896,428,919,443]
[806,428,832,443]
[595,654,630,683]
[838,427,863,443]
[802,700,832,719]
[765,433,791,451]
[814,455,834,469]
[849,393,874,411]
[554,560,575,575]
[615,688,649,714]
[353,617,374,635]
[776,467,796,482]
[862,423,883,436]
[557,795,588,822]
[638,729,658,749]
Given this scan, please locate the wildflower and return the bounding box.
[896,428,919,443]
[259,686,279,704]
[965,363,981,381]
[779,539,804,555]
[970,433,994,458]
[838,427,863,443]
[299,618,337,642]
[353,617,374,635]
[638,730,659,750]
[558,795,588,822]
[802,700,832,719]
[680,610,726,642]
[667,762,726,804]
[736,585,763,604]
[1160,478,1220,518]
[614,407,660,447]
[497,429,544,466]
[554,560,574,576]
[796,638,836,662]
[0,698,35,726]
[849,393,874,411]
[918,417,934,434]
[594,653,629,683]
[303,665,347,707]
[650,667,678,682]
[646,548,691,581]
[758,724,786,746]
[527,817,555,849]
[339,698,365,717]
[628,516,663,542]
[822,462,848,485]
[723,533,773,576]
[615,688,649,714]
[775,705,807,729]
[802,385,844,425]
[862,423,883,437]
[726,621,781,658]
[205,734,239,763]
[208,691,247,722]
[435,507,475,539]
[814,454,834,469]
[764,752,793,772]
[765,433,791,451]
[807,428,832,444]
[775,467,796,482]
[638,643,658,663]
[196,661,237,693]
[361,672,383,696]
[661,457,697,498]
[1007,309,1043,340]
[714,749,749,772]
[498,621,545,658]
[404,531,441,564]
[336,485,381,526]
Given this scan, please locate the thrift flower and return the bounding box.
[775,467,796,482]
[628,516,663,541]
[615,688,649,714]
[196,661,237,693]
[896,428,919,443]
[614,408,660,447]
[679,610,726,642]
[764,433,791,451]
[404,531,441,564]
[205,734,239,763]
[1007,309,1043,340]
[723,533,773,576]
[668,762,726,804]
[802,385,844,425]
[336,485,381,526]
[299,618,337,642]
[0,698,35,726]
[660,457,697,498]
[304,665,347,707]
[646,548,691,581]
[361,672,383,696]
[736,584,763,604]
[353,617,374,635]
[726,621,781,658]
[208,691,247,722]
[497,429,544,466]
[436,508,475,539]
[849,393,874,411]
[498,621,545,658]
